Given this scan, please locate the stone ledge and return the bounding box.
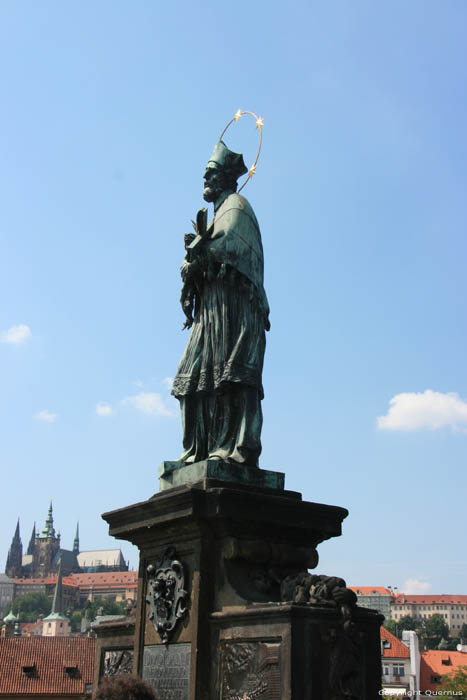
[158,458,285,491]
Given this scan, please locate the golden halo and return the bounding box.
[219,109,264,193]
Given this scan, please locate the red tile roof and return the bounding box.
[70,572,137,587]
[394,594,467,605]
[0,637,95,696]
[350,587,393,596]
[420,650,467,693]
[380,627,410,659]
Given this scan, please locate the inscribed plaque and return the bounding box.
[142,644,191,700]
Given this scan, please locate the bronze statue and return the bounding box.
[171,139,269,467]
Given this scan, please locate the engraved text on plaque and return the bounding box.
[142,644,191,700]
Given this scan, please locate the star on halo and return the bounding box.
[234,109,243,121]
[255,116,264,129]
[249,165,257,176]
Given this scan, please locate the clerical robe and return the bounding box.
[172,192,269,466]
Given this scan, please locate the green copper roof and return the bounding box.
[43,611,69,621]
[3,610,18,623]
[40,501,56,538]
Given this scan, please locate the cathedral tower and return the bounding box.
[32,502,60,578]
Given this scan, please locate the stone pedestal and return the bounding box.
[102,474,382,699]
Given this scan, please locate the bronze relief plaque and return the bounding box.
[220,641,281,700]
[102,649,134,676]
[142,644,191,700]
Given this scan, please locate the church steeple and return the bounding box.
[42,558,70,637]
[5,519,23,578]
[73,522,79,555]
[27,522,36,555]
[40,501,56,538]
[51,558,64,615]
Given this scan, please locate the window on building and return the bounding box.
[383,665,390,676]
[393,664,405,677]
[431,675,441,684]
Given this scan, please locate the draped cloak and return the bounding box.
[172,192,269,404]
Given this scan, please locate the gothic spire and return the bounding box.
[73,522,79,554]
[51,558,64,615]
[27,522,36,555]
[41,501,56,538]
[5,518,23,578]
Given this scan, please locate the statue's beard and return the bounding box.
[203,185,221,202]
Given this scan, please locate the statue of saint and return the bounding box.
[171,140,270,467]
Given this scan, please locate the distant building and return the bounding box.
[77,550,128,573]
[0,575,14,615]
[5,503,128,582]
[13,576,79,610]
[0,637,95,699]
[380,628,421,695]
[19,620,43,637]
[391,594,467,636]
[420,649,467,693]
[42,561,70,638]
[350,586,393,618]
[10,571,138,610]
[381,626,412,695]
[72,571,138,604]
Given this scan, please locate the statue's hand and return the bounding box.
[184,233,195,250]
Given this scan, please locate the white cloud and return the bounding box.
[377,390,467,432]
[162,377,174,390]
[1,324,31,345]
[403,578,432,595]
[34,409,57,423]
[95,402,115,417]
[121,392,174,417]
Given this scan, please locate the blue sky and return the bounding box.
[1,1,466,593]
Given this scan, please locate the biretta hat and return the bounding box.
[207,140,248,179]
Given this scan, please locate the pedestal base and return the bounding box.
[212,603,383,699]
[158,458,285,491]
[101,480,382,699]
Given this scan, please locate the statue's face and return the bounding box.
[203,164,224,203]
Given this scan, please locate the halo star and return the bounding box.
[218,109,264,192]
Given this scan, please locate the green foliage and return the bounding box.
[441,664,467,698]
[398,615,419,632]
[383,619,397,635]
[70,611,82,632]
[12,592,51,622]
[422,613,451,649]
[83,598,127,621]
[426,613,450,637]
[460,623,467,641]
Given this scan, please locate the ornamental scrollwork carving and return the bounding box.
[145,546,188,643]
